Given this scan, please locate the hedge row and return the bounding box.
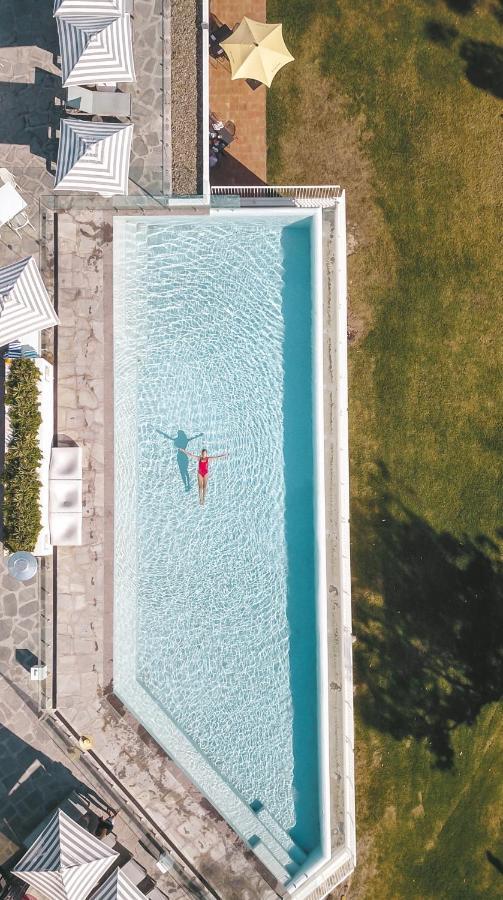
[2,359,42,552]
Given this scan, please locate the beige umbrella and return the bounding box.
[220,17,294,87]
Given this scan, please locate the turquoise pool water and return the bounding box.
[113,212,322,872]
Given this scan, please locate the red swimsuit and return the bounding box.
[198,457,209,477]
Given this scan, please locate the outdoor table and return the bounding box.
[0,183,26,228]
[209,23,232,59]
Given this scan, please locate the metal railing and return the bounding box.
[210,185,343,208]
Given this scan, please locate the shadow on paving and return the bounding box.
[0,70,64,171]
[210,152,266,187]
[0,0,59,56]
[352,462,503,769]
[0,723,109,865]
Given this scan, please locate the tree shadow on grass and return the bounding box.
[424,20,459,47]
[486,850,503,875]
[444,0,478,13]
[492,0,503,25]
[459,39,503,98]
[352,462,503,769]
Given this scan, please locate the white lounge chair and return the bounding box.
[49,446,83,479]
[121,859,147,885]
[49,446,83,547]
[49,479,82,513]
[49,512,82,546]
[66,85,132,117]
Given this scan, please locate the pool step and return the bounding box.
[250,840,296,885]
[253,804,307,868]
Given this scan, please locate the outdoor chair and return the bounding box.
[209,13,233,65]
[221,120,236,145]
[7,209,36,237]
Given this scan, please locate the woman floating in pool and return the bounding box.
[179,447,228,505]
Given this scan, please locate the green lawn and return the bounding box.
[268,1,503,896]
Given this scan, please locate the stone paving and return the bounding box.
[0,556,48,709]
[128,0,171,195]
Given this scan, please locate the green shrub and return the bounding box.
[2,359,42,552]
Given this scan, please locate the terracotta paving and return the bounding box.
[209,0,267,186]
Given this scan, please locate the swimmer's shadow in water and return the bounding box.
[155,428,203,491]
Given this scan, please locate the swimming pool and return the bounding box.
[113,209,329,883]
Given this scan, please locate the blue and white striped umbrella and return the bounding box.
[54,0,127,16]
[0,257,59,347]
[55,119,133,195]
[57,14,135,86]
[12,810,119,900]
[88,868,146,900]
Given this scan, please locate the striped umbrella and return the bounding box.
[57,15,135,86]
[55,119,133,195]
[0,257,59,347]
[12,810,119,900]
[54,0,126,16]
[88,868,146,900]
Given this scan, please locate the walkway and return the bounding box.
[209,0,267,185]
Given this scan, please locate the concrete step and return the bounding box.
[254,804,307,868]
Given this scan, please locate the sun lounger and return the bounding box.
[49,512,82,546]
[49,446,83,479]
[49,446,83,546]
[146,888,169,900]
[121,858,147,885]
[49,478,82,513]
[66,85,132,117]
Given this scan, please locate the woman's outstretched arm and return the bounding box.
[179,448,199,458]
[209,453,229,460]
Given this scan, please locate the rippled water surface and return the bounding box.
[114,215,320,852]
